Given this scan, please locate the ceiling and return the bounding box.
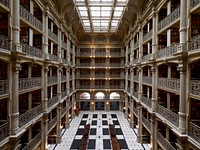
[50,0,148,44]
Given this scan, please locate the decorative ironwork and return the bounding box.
[0,0,9,7]
[48,29,58,42]
[95,52,106,57]
[61,75,67,81]
[22,132,41,150]
[143,30,152,42]
[142,116,151,131]
[142,96,152,108]
[62,41,68,49]
[157,77,180,92]
[158,7,180,31]
[48,116,57,131]
[190,35,200,51]
[133,75,139,82]
[132,106,138,116]
[61,107,67,116]
[0,34,10,51]
[61,91,67,99]
[20,5,42,31]
[19,105,42,127]
[132,58,139,65]
[156,44,178,59]
[0,80,8,95]
[189,80,200,96]
[190,0,200,8]
[19,77,42,91]
[142,76,152,85]
[189,122,200,143]
[21,43,43,58]
[77,63,91,67]
[133,91,138,98]
[157,104,179,127]
[157,131,176,150]
[49,53,59,62]
[141,53,153,63]
[110,52,125,57]
[62,58,67,64]
[48,76,57,84]
[0,122,8,142]
[48,97,58,108]
[95,63,106,67]
[134,41,139,49]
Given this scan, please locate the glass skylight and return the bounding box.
[74,0,129,32]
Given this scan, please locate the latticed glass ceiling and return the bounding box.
[74,0,129,32]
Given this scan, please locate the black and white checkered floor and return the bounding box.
[49,111,150,150]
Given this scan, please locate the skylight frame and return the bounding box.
[74,0,129,33]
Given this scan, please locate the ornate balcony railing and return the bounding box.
[158,7,180,32]
[48,97,57,108]
[62,41,67,49]
[21,43,43,58]
[133,75,139,82]
[78,52,92,57]
[20,5,42,31]
[61,107,67,116]
[189,80,200,96]
[133,106,138,116]
[48,29,58,42]
[157,104,179,127]
[0,0,9,7]
[156,44,178,59]
[133,91,138,98]
[49,53,59,62]
[61,91,67,99]
[110,52,125,57]
[48,76,57,84]
[62,58,67,64]
[134,41,139,49]
[0,122,8,142]
[157,131,176,150]
[143,30,152,42]
[142,96,152,108]
[190,34,200,52]
[22,132,41,150]
[110,63,124,67]
[19,105,42,127]
[0,80,8,95]
[142,76,152,85]
[141,53,153,63]
[95,52,106,57]
[48,116,57,131]
[61,75,67,81]
[0,34,10,51]
[110,74,122,78]
[157,77,180,92]
[190,0,200,8]
[77,74,91,78]
[95,63,106,67]
[188,122,200,143]
[78,85,91,89]
[19,77,42,91]
[76,63,91,67]
[110,85,123,89]
[132,58,139,65]
[142,116,151,131]
[95,74,106,78]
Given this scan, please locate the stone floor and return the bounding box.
[49,111,150,150]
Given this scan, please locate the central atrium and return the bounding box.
[0,0,200,150]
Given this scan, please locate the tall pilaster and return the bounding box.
[43,5,49,58]
[56,103,61,143]
[130,98,134,128]
[150,113,157,150]
[65,99,70,128]
[137,103,143,143]
[71,94,75,119]
[124,94,128,118]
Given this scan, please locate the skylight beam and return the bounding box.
[85,0,93,31]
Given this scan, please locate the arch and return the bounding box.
[95,35,106,43]
[95,92,105,99]
[80,35,91,43]
[110,92,120,99]
[79,92,90,99]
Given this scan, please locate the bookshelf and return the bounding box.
[20,27,29,44]
[158,34,167,49]
[191,14,200,37]
[158,8,167,22]
[19,93,28,113]
[33,34,42,49]
[171,27,179,44]
[0,60,7,80]
[0,98,7,123]
[32,90,41,107]
[34,3,42,21]
[0,13,8,36]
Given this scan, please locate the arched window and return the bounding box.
[110,92,120,99]
[79,92,90,99]
[95,92,105,99]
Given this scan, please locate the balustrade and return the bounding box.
[133,75,139,82]
[76,63,91,67]
[134,41,139,49]
[189,122,200,143]
[79,52,91,57]
[0,80,8,95]
[142,116,151,131]
[142,96,152,108]
[48,97,58,108]
[189,80,200,96]
[190,0,200,8]
[143,30,152,42]
[110,52,125,57]
[48,29,58,41]
[19,77,42,91]
[132,106,138,116]
[61,107,67,116]
[110,74,121,78]
[95,63,106,67]
[157,131,176,150]
[132,59,139,65]
[95,52,106,57]
[157,77,180,92]
[62,58,67,64]
[157,104,179,127]
[156,44,178,59]
[79,85,91,89]
[110,63,124,67]
[22,132,41,150]
[142,76,152,85]
[62,41,67,49]
[133,91,138,98]
[0,122,8,142]
[141,53,153,63]
[190,35,200,52]
[95,74,106,78]
[158,7,180,32]
[49,53,59,62]
[61,91,67,99]
[0,34,10,51]
[48,76,58,84]
[21,43,43,58]
[19,105,42,127]
[48,116,57,131]
[61,75,67,81]
[0,0,9,7]
[20,5,42,31]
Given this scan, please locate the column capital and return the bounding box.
[12,61,21,73]
[177,61,186,73]
[43,65,49,72]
